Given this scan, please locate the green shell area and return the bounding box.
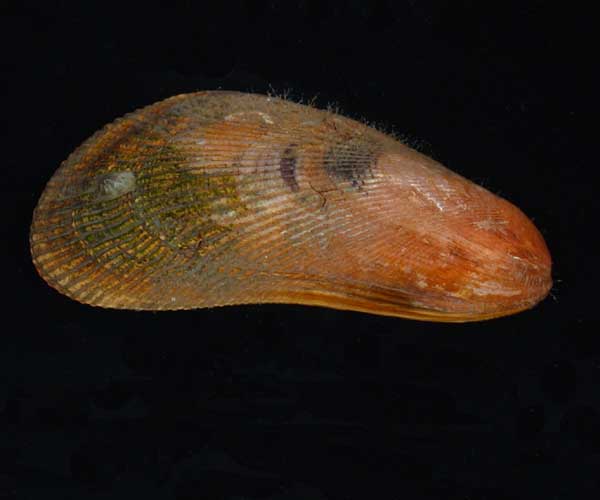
[66,138,246,274]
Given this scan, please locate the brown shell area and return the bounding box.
[30,91,552,321]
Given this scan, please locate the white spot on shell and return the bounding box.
[224,111,274,124]
[473,218,508,232]
[98,171,136,200]
[467,281,521,297]
[210,209,239,225]
[411,184,446,212]
[301,119,322,126]
[256,112,274,124]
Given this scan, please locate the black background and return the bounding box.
[2,1,596,499]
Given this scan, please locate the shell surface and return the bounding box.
[30,91,552,321]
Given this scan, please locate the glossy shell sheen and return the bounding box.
[30,91,552,321]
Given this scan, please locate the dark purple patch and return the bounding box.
[280,145,299,192]
[324,140,378,190]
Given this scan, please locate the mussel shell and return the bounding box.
[30,91,552,321]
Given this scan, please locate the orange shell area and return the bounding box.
[30,91,552,321]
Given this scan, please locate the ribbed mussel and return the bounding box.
[30,91,552,321]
